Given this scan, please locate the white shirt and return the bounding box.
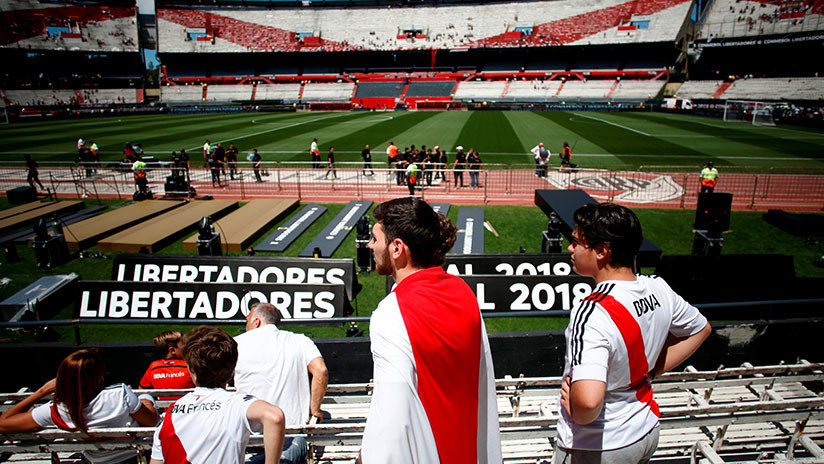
[310,141,318,153]
[151,387,256,464]
[531,145,550,164]
[557,276,708,451]
[234,325,322,427]
[32,384,148,464]
[32,383,143,429]
[361,268,501,464]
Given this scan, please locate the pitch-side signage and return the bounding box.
[111,254,361,301]
[76,281,347,321]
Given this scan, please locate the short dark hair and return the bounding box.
[182,326,237,388]
[573,203,642,268]
[373,197,456,267]
[251,303,282,326]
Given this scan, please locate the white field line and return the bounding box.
[573,112,651,136]
[650,113,824,138]
[186,112,352,151]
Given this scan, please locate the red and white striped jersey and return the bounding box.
[151,387,257,464]
[557,275,707,450]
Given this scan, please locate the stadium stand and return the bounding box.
[454,80,508,100]
[674,80,725,99]
[0,1,138,52]
[722,77,824,101]
[301,82,356,101]
[160,85,204,103]
[504,80,564,100]
[676,77,824,101]
[353,81,404,98]
[404,81,456,98]
[3,88,138,106]
[556,79,616,99]
[206,84,253,102]
[156,0,693,53]
[609,79,666,99]
[254,83,301,102]
[1,362,822,463]
[698,0,824,40]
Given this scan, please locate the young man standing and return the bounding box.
[555,203,711,464]
[361,197,501,463]
[150,326,285,464]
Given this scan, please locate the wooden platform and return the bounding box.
[63,200,184,251]
[96,200,238,253]
[0,201,55,221]
[181,198,299,253]
[0,201,84,235]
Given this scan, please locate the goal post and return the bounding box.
[723,100,775,126]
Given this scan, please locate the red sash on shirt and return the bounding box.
[394,266,482,464]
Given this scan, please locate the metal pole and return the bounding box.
[750,174,759,209]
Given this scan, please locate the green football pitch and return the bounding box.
[2,110,824,170]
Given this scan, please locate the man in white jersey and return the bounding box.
[150,326,285,464]
[555,203,711,464]
[361,197,501,463]
[235,303,329,464]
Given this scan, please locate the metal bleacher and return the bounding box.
[1,362,822,463]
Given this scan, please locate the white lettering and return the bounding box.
[215,291,239,319]
[215,266,234,283]
[190,293,214,319]
[173,291,194,318]
[293,292,313,318]
[313,292,335,318]
[110,291,130,317]
[475,283,496,311]
[131,291,150,318]
[79,291,94,317]
[161,265,179,282]
[237,266,258,283]
[180,265,198,282]
[151,292,173,318]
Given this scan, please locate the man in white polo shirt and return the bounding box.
[235,303,329,464]
[150,326,285,464]
[555,203,711,463]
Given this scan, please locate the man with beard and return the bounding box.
[361,197,501,463]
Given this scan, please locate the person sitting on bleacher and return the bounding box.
[0,348,159,464]
[150,326,285,464]
[139,330,194,401]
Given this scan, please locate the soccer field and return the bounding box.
[3,110,824,170]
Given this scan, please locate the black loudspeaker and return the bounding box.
[694,192,732,232]
[7,186,36,204]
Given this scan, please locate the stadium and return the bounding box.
[0,0,823,462]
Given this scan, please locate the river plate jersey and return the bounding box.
[151,387,257,464]
[361,266,501,464]
[557,276,708,450]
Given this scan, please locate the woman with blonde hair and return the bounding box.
[0,348,158,463]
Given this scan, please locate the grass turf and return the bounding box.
[2,111,823,171]
[1,197,822,344]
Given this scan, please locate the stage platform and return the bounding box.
[97,200,238,253]
[0,201,83,235]
[0,201,55,221]
[181,198,299,253]
[63,200,185,251]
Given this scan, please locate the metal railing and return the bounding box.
[2,161,823,211]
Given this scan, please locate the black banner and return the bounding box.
[299,200,372,258]
[111,254,361,300]
[76,281,347,321]
[451,208,485,254]
[696,32,824,49]
[444,253,575,277]
[254,203,327,252]
[461,275,594,313]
